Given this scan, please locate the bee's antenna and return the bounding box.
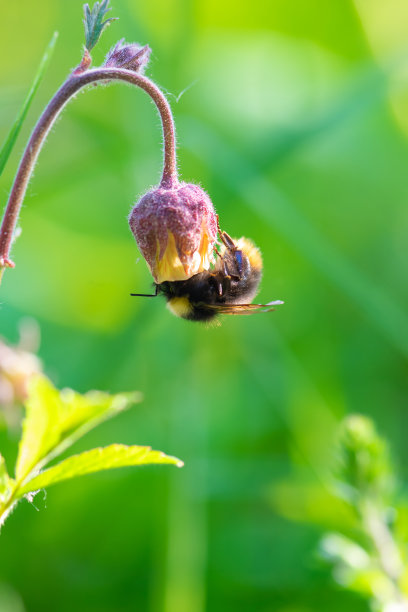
[130,285,159,298]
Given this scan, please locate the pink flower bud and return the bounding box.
[129,182,218,283]
[104,39,151,73]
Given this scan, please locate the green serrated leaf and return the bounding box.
[19,444,183,495]
[0,31,58,178]
[15,374,141,484]
[15,375,61,483]
[49,386,141,462]
[83,0,116,52]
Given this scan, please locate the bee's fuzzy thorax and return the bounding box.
[235,238,262,272]
[221,237,263,273]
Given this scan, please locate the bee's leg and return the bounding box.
[223,248,243,278]
[221,257,230,278]
[214,242,234,277]
[214,245,222,259]
[213,246,234,286]
[220,231,236,250]
[219,231,243,277]
[219,253,242,280]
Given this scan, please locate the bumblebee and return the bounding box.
[131,231,283,322]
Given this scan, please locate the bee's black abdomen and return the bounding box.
[184,304,218,322]
[157,274,220,322]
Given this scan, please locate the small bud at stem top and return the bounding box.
[105,40,151,73]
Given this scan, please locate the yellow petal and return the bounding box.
[153,231,214,283]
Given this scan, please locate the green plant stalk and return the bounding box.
[0,65,178,279]
[0,438,58,527]
[360,499,408,608]
[0,482,20,528]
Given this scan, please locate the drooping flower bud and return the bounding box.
[104,39,151,73]
[129,182,218,283]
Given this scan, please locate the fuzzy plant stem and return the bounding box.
[0,67,178,279]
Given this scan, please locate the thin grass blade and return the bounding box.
[0,31,58,178]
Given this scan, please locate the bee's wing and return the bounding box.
[208,300,284,316]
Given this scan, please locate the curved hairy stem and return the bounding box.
[0,66,178,280]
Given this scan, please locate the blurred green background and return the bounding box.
[1,0,408,610]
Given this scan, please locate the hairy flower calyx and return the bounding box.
[104,39,151,73]
[129,182,218,283]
